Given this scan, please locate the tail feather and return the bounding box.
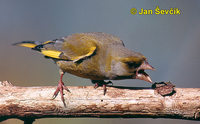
[13,40,63,60]
[13,41,41,48]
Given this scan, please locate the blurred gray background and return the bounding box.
[0,0,199,124]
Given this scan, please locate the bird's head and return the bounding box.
[111,55,155,82]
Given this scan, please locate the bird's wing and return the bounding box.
[38,34,97,62]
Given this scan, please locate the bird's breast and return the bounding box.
[56,58,108,80]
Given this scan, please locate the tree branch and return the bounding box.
[0,81,199,123]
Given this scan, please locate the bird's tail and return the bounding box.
[13,40,63,59]
[13,40,53,51]
[13,41,40,49]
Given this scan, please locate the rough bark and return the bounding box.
[0,81,199,123]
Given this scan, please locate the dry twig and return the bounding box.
[0,81,199,124]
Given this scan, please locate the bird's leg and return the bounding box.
[94,82,99,89]
[102,84,106,95]
[52,72,70,107]
[92,80,112,95]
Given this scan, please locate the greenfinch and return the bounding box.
[14,32,154,106]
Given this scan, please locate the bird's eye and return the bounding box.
[127,62,134,67]
[126,62,140,68]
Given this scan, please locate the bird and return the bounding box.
[13,32,155,106]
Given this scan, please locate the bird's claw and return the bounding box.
[52,81,70,107]
[93,83,98,89]
[93,80,112,95]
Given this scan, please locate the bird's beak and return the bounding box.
[139,61,155,70]
[134,61,155,83]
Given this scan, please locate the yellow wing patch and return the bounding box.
[41,50,62,59]
[16,43,37,48]
[43,40,53,45]
[61,35,98,62]
[41,46,96,61]
[71,46,96,62]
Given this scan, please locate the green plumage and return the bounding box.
[14,32,154,106]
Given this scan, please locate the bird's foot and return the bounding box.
[52,80,70,107]
[93,80,112,95]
